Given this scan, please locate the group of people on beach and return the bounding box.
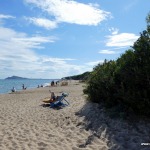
[11,84,27,93]
[51,80,59,86]
[37,85,43,88]
[11,80,60,93]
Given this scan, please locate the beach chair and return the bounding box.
[50,92,69,108]
[61,81,68,86]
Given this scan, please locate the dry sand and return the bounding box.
[0,81,150,150]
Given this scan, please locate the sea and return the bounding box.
[0,79,59,94]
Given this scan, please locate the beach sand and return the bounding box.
[0,81,150,150]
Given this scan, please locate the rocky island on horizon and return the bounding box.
[5,76,28,80]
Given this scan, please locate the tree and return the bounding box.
[84,13,150,117]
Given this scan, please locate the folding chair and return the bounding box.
[50,92,69,108]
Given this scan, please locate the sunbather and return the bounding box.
[42,91,69,108]
[42,91,57,103]
[49,92,56,102]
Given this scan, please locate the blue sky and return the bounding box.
[0,0,149,79]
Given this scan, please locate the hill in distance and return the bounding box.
[5,76,28,80]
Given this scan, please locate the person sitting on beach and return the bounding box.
[49,92,66,102]
[11,87,16,92]
[42,91,57,103]
[50,92,59,102]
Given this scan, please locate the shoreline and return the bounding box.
[0,78,60,95]
[0,81,150,150]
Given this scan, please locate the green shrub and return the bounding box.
[84,13,150,117]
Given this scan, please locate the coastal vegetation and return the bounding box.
[84,13,150,117]
[63,72,90,81]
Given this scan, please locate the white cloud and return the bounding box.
[99,47,125,54]
[0,26,88,79]
[0,14,15,19]
[86,60,104,66]
[27,17,58,29]
[124,0,138,11]
[108,27,119,35]
[38,57,86,77]
[0,14,15,25]
[106,33,139,47]
[0,26,55,49]
[99,50,116,54]
[0,26,54,70]
[25,0,111,26]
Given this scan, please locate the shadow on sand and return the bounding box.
[75,101,150,150]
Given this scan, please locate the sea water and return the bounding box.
[0,79,59,94]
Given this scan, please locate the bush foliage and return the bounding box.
[84,13,150,117]
[63,72,90,81]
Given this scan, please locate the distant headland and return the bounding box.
[5,76,28,80]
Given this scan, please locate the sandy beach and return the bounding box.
[0,81,150,150]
